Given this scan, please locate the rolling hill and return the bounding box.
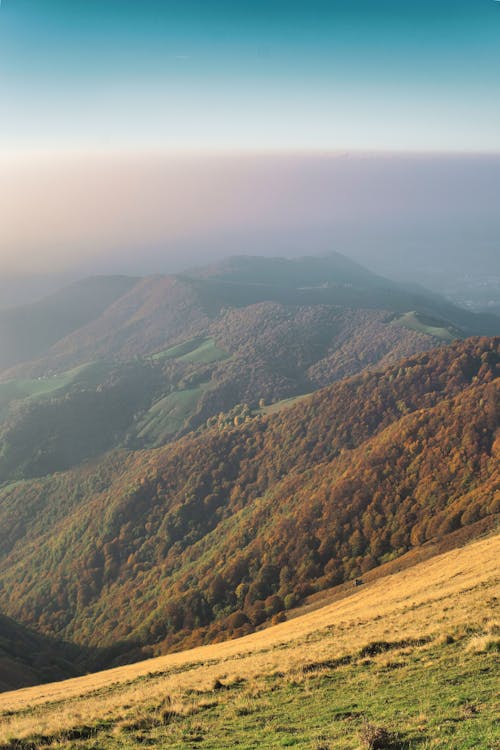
[1,253,498,381]
[0,253,498,483]
[0,337,497,665]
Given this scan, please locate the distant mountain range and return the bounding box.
[0,253,497,482]
[0,253,498,378]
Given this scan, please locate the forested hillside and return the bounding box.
[1,253,497,482]
[0,337,496,666]
[0,305,437,481]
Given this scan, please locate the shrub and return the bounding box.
[359,721,400,749]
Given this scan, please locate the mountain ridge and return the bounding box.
[1,253,498,380]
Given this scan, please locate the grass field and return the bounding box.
[136,337,229,443]
[135,384,210,444]
[151,337,228,364]
[255,393,312,417]
[0,533,498,749]
[0,362,111,415]
[391,312,458,342]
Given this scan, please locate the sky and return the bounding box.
[2,0,500,154]
[0,1,499,278]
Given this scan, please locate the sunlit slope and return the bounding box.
[0,533,497,748]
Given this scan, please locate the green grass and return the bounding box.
[391,311,459,342]
[0,362,111,413]
[136,385,209,444]
[2,637,498,749]
[151,337,228,364]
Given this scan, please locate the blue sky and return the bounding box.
[1,0,500,152]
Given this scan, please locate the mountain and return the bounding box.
[187,252,388,287]
[0,253,498,483]
[1,253,498,380]
[0,337,496,665]
[184,253,500,334]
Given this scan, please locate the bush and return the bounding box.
[359,722,400,749]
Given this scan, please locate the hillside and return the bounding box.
[2,254,498,381]
[0,532,498,748]
[0,305,438,481]
[0,337,497,663]
[185,253,500,334]
[1,253,498,483]
[0,275,137,372]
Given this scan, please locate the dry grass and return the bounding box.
[465,619,500,653]
[0,533,498,743]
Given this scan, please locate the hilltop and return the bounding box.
[2,253,498,380]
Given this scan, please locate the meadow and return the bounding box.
[0,533,498,749]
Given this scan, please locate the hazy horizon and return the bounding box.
[1,2,499,294]
[1,151,499,281]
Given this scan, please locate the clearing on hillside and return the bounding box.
[151,336,228,364]
[391,310,459,341]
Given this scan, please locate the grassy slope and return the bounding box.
[392,311,458,342]
[255,393,311,416]
[152,336,228,364]
[135,385,210,443]
[136,338,229,442]
[0,362,109,412]
[0,533,498,748]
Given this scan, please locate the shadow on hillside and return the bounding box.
[0,612,141,693]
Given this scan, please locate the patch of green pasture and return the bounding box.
[0,362,112,412]
[136,385,209,445]
[151,336,228,364]
[391,311,458,342]
[255,393,312,417]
